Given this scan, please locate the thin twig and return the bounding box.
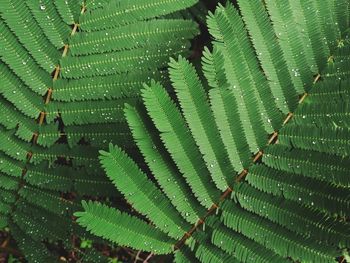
[0,237,9,248]
[134,250,141,263]
[143,253,153,263]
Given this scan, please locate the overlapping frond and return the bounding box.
[76,201,176,254]
[100,144,191,239]
[77,1,350,262]
[79,0,198,31]
[124,103,206,223]
[0,0,200,261]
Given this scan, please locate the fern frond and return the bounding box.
[174,246,200,263]
[29,144,101,169]
[60,42,190,78]
[0,153,22,177]
[79,0,198,31]
[220,201,338,263]
[288,0,326,72]
[0,0,201,259]
[0,128,30,162]
[47,99,127,125]
[0,173,18,190]
[233,184,350,247]
[13,206,71,243]
[247,164,350,216]
[305,78,350,103]
[236,0,299,113]
[52,70,164,102]
[125,104,205,224]
[264,1,316,91]
[335,0,350,35]
[75,201,175,254]
[206,216,289,263]
[325,59,350,80]
[0,22,51,95]
[22,162,115,195]
[313,0,341,47]
[203,47,258,171]
[141,82,220,208]
[0,193,16,213]
[263,144,350,186]
[0,98,61,147]
[207,5,277,152]
[77,1,350,262]
[64,123,132,148]
[78,249,110,263]
[167,1,208,25]
[208,4,284,130]
[26,0,71,48]
[188,232,237,263]
[0,0,60,71]
[293,100,350,128]
[18,186,80,216]
[169,56,234,190]
[100,144,191,239]
[10,223,56,262]
[54,0,82,25]
[70,19,198,56]
[279,124,350,157]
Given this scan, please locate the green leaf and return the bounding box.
[75,201,175,254]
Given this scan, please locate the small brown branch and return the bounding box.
[62,44,69,57]
[219,187,233,201]
[298,93,308,104]
[235,169,248,183]
[53,66,60,80]
[0,237,9,248]
[143,253,153,263]
[253,151,263,163]
[268,131,278,145]
[71,24,79,36]
[38,111,46,125]
[134,250,141,263]
[45,88,53,104]
[282,112,293,125]
[80,4,86,14]
[313,73,321,84]
[31,132,39,144]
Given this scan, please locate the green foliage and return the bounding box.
[77,0,350,262]
[0,0,200,261]
[80,238,92,249]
